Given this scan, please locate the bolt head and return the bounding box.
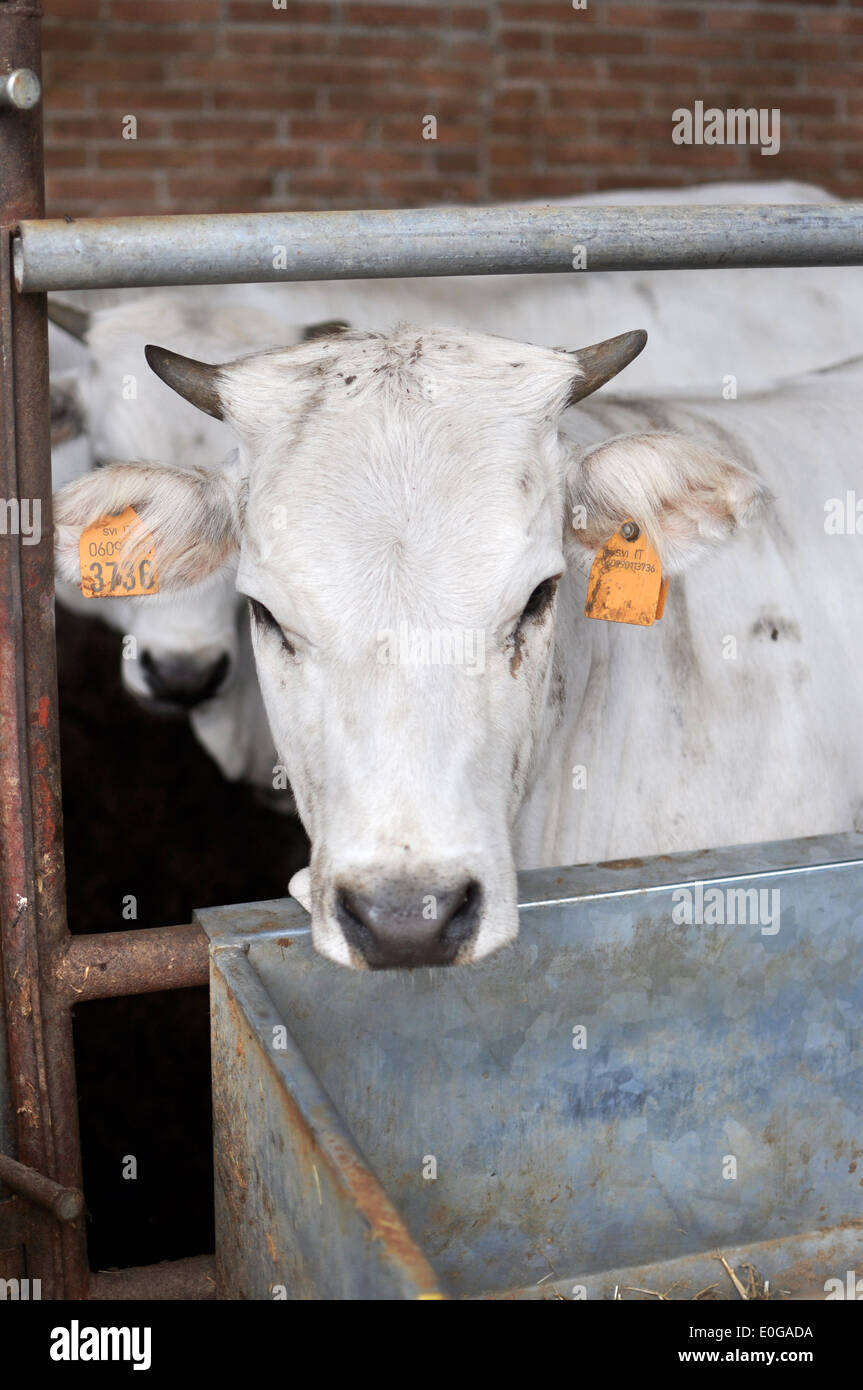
[4,69,41,111]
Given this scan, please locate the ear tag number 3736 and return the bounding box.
[79,506,159,599]
[584,520,668,626]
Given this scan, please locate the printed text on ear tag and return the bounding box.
[584,520,665,626]
[78,505,159,599]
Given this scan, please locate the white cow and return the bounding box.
[53,325,863,970]
[50,180,859,793]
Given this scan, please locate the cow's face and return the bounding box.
[235,338,578,969]
[55,327,768,969]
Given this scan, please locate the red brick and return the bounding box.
[707,10,799,33]
[229,29,334,55]
[532,114,590,139]
[547,85,644,111]
[337,35,436,58]
[556,32,649,56]
[42,23,101,51]
[43,85,90,111]
[379,118,481,145]
[494,87,542,111]
[775,95,838,117]
[225,1,331,19]
[805,64,863,87]
[489,142,534,167]
[505,57,604,81]
[607,5,700,28]
[45,115,168,141]
[169,117,279,141]
[97,85,205,111]
[449,7,490,30]
[652,36,746,59]
[489,173,593,197]
[662,145,743,169]
[707,64,800,88]
[45,146,90,169]
[95,144,204,170]
[45,0,103,15]
[753,38,847,63]
[281,174,374,198]
[328,148,422,171]
[229,145,321,169]
[213,87,318,112]
[806,12,863,33]
[606,60,706,85]
[447,38,495,63]
[291,116,374,141]
[548,140,643,166]
[500,3,576,20]
[104,28,215,53]
[49,175,160,200]
[47,56,165,82]
[110,0,217,20]
[499,28,546,52]
[376,176,479,202]
[433,150,481,173]
[165,175,275,201]
[343,4,439,25]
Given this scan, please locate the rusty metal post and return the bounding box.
[0,0,88,1298]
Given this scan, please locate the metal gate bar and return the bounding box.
[0,0,87,1299]
[13,203,863,292]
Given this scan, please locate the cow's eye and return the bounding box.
[248,598,296,656]
[519,576,560,626]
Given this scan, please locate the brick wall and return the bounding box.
[42,0,863,216]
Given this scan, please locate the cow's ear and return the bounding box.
[54,459,242,591]
[566,431,772,574]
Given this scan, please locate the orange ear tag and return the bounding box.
[584,520,667,626]
[78,505,159,599]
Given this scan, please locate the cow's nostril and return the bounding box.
[439,880,481,953]
[336,878,481,969]
[140,651,230,709]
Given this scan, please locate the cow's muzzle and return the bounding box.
[336,876,481,969]
[139,650,230,711]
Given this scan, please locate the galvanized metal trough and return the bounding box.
[197,832,863,1300]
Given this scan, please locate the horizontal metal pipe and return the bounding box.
[51,924,208,1002]
[0,1153,84,1223]
[13,204,863,292]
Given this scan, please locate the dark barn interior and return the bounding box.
[57,605,308,1267]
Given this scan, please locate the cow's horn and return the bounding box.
[47,299,91,342]
[566,329,648,404]
[144,344,224,420]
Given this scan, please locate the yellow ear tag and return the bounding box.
[79,505,159,598]
[584,520,666,626]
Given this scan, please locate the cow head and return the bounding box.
[49,298,249,720]
[54,326,769,968]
